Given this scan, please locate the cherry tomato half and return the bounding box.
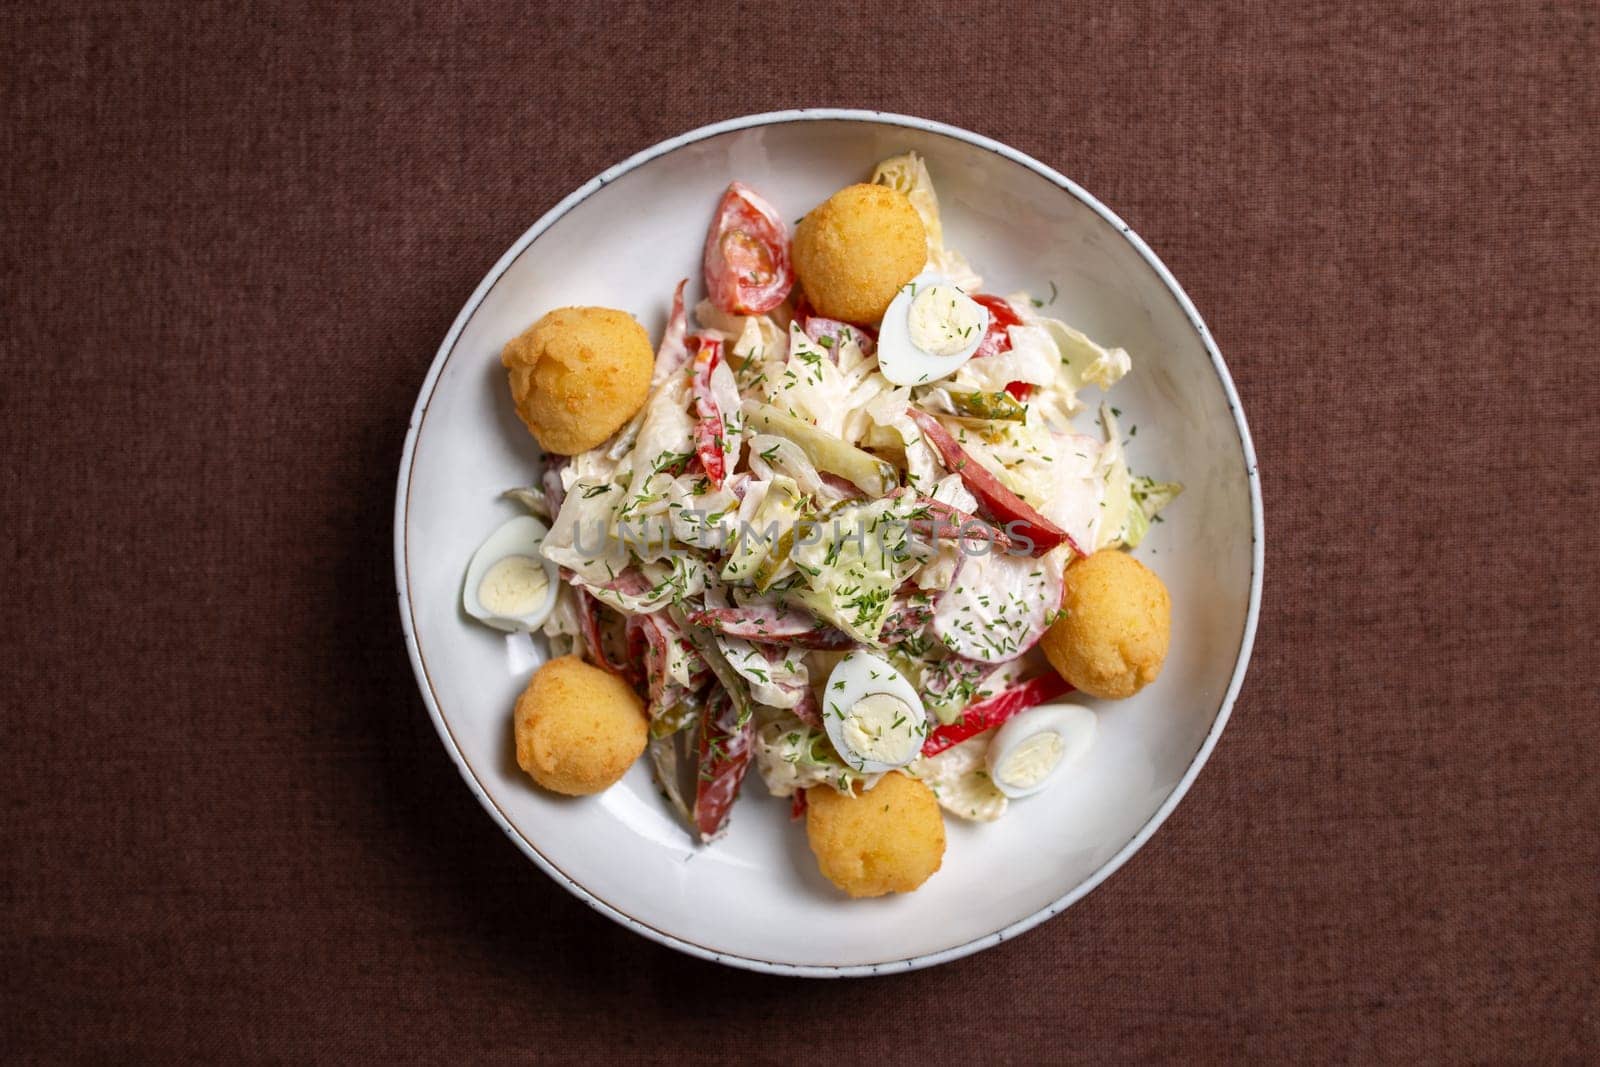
[971,294,1022,359]
[703,182,794,315]
[970,294,1032,398]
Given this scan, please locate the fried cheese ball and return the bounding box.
[1042,549,1171,699]
[805,772,945,898]
[513,655,647,796]
[501,307,652,455]
[792,184,927,325]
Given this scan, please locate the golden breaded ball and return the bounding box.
[1042,549,1171,699]
[792,184,927,325]
[805,772,945,898]
[513,655,647,796]
[501,307,652,455]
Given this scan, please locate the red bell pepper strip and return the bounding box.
[573,584,634,681]
[690,336,727,488]
[790,791,808,821]
[906,408,1082,558]
[650,279,692,386]
[625,612,671,706]
[921,673,1073,756]
[703,182,794,315]
[693,688,756,841]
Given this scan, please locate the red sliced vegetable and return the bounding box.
[690,335,727,487]
[879,594,934,646]
[817,472,865,501]
[703,182,793,315]
[794,291,880,350]
[803,314,875,358]
[684,607,825,726]
[626,612,672,706]
[906,408,1082,558]
[971,294,1022,360]
[921,673,1073,756]
[628,612,709,725]
[687,605,852,649]
[922,654,998,709]
[693,688,756,841]
[540,457,568,515]
[789,685,822,728]
[909,498,1017,553]
[573,566,654,613]
[652,279,691,385]
[573,584,634,681]
[790,791,808,821]
[968,294,1032,400]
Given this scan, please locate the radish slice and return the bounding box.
[932,548,1061,664]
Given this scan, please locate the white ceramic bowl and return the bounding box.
[395,110,1262,976]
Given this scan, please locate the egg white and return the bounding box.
[875,272,990,387]
[821,652,930,773]
[985,702,1096,798]
[462,515,559,633]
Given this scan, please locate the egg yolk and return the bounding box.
[907,284,984,357]
[841,693,920,766]
[995,732,1065,790]
[478,555,549,617]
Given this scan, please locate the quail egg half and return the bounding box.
[984,703,1097,798]
[875,272,990,386]
[462,515,558,632]
[822,652,931,773]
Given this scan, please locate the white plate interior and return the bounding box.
[397,112,1260,975]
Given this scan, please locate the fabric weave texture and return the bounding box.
[2,2,1595,1061]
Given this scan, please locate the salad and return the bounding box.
[465,154,1180,898]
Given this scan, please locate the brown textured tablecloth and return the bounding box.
[3,2,1596,1062]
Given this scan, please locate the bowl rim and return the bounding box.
[393,108,1264,978]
